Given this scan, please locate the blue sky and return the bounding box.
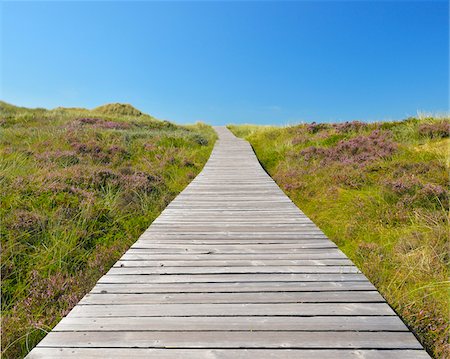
[1,1,448,125]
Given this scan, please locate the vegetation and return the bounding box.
[0,101,216,358]
[229,117,449,358]
[92,103,143,116]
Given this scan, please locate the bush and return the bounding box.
[418,121,449,139]
[92,103,143,117]
[299,130,397,166]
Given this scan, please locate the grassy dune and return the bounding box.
[0,102,216,358]
[229,118,449,358]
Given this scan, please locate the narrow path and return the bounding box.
[27,127,429,358]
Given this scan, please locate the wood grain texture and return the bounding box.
[27,348,431,359]
[25,126,428,358]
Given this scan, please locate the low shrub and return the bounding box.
[299,130,398,167]
[418,121,449,139]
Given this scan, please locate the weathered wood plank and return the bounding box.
[120,252,349,260]
[25,348,432,359]
[106,266,360,275]
[54,315,406,332]
[114,259,353,267]
[124,248,339,254]
[98,273,368,284]
[67,303,396,317]
[90,281,377,293]
[136,239,330,244]
[79,291,385,304]
[130,243,337,250]
[36,331,422,349]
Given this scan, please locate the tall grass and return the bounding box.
[229,117,449,358]
[0,101,216,358]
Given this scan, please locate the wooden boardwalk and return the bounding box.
[27,127,429,358]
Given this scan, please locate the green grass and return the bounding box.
[92,103,143,116]
[0,101,216,358]
[229,118,449,358]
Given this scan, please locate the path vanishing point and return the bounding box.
[27,127,430,358]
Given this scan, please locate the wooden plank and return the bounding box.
[67,303,396,317]
[106,266,360,275]
[132,240,332,246]
[146,228,322,233]
[25,348,433,359]
[90,281,377,293]
[54,315,406,332]
[36,331,422,349]
[136,239,330,244]
[140,233,328,238]
[120,252,349,260]
[79,291,385,304]
[135,236,329,241]
[114,259,354,267]
[124,248,339,254]
[98,273,368,284]
[125,248,344,254]
[152,218,312,222]
[129,243,337,250]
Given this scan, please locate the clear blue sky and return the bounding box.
[1,1,448,125]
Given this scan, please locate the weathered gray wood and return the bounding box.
[91,281,377,293]
[124,248,345,254]
[120,252,349,260]
[25,126,428,358]
[54,315,406,332]
[98,273,369,284]
[129,245,339,251]
[135,239,330,244]
[79,291,384,304]
[25,348,432,359]
[36,331,422,349]
[106,265,360,275]
[115,259,353,266]
[130,242,335,249]
[137,233,328,238]
[67,303,396,317]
